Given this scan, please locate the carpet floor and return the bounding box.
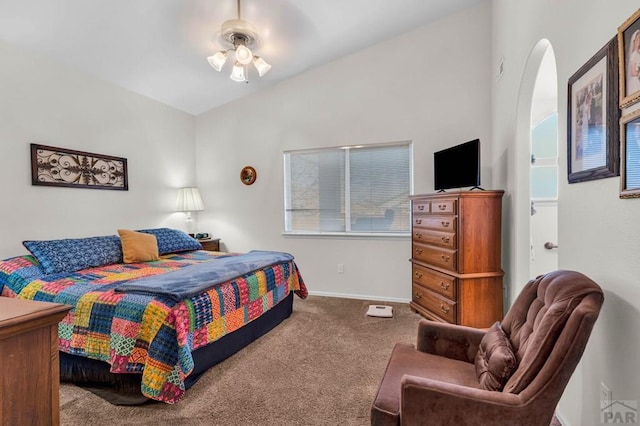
[59,296,561,425]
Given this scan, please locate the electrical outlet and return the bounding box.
[337,263,344,274]
[601,382,612,414]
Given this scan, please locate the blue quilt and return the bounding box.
[115,250,294,301]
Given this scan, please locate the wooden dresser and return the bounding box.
[0,297,71,426]
[410,190,504,328]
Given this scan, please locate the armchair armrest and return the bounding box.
[400,375,543,426]
[416,319,485,363]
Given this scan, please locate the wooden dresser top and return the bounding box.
[0,297,71,338]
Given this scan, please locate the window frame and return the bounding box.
[283,141,413,238]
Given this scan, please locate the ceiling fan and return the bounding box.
[207,0,271,82]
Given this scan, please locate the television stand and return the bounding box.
[469,186,485,191]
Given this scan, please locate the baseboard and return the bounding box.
[555,410,569,426]
[307,290,410,304]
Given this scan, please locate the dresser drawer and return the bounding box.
[413,243,457,271]
[413,216,456,232]
[430,199,456,214]
[413,200,430,214]
[412,284,457,323]
[412,229,456,249]
[412,264,456,299]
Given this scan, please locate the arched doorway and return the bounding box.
[529,45,559,278]
[512,39,558,302]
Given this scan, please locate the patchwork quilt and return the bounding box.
[0,250,307,403]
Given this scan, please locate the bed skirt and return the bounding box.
[60,292,294,405]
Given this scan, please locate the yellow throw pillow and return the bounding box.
[118,229,160,264]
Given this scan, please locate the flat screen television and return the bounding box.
[434,139,481,191]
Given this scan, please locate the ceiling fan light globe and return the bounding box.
[207,51,228,72]
[230,61,246,82]
[235,44,253,65]
[253,56,271,76]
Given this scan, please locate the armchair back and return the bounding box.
[501,270,604,394]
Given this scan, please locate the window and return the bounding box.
[531,113,558,200]
[284,142,412,235]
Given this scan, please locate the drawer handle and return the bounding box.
[415,248,423,255]
[440,304,450,314]
[418,205,425,211]
[440,281,450,290]
[438,204,446,211]
[441,255,450,262]
[415,232,422,239]
[416,219,422,225]
[441,236,450,243]
[414,291,422,299]
[414,271,423,279]
[441,221,450,227]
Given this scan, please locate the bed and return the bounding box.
[0,228,307,404]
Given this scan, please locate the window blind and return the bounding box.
[284,142,411,235]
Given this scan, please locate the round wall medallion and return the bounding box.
[240,166,257,185]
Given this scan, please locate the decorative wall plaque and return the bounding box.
[31,143,128,190]
[240,166,256,185]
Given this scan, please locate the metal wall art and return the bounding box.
[31,143,128,190]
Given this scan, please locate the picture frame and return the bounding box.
[567,37,620,183]
[620,108,640,198]
[618,8,640,108]
[31,143,128,190]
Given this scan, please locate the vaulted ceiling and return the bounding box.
[0,0,483,115]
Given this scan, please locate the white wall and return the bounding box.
[0,41,196,259]
[491,1,640,424]
[195,2,492,302]
[1,1,634,423]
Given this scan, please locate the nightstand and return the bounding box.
[198,238,221,251]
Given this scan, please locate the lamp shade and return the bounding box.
[230,61,246,82]
[207,51,228,72]
[176,187,205,212]
[253,56,271,76]
[235,44,253,65]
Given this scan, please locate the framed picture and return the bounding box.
[620,109,640,197]
[567,37,620,183]
[31,144,128,190]
[618,8,640,108]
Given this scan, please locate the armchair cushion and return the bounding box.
[371,342,479,426]
[474,322,517,391]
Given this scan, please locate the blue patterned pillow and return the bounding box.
[137,228,202,255]
[23,235,123,275]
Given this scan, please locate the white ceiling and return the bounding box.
[0,0,484,115]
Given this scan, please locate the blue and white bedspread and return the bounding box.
[115,250,294,301]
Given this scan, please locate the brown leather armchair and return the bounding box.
[371,270,604,426]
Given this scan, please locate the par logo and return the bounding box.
[601,400,638,424]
